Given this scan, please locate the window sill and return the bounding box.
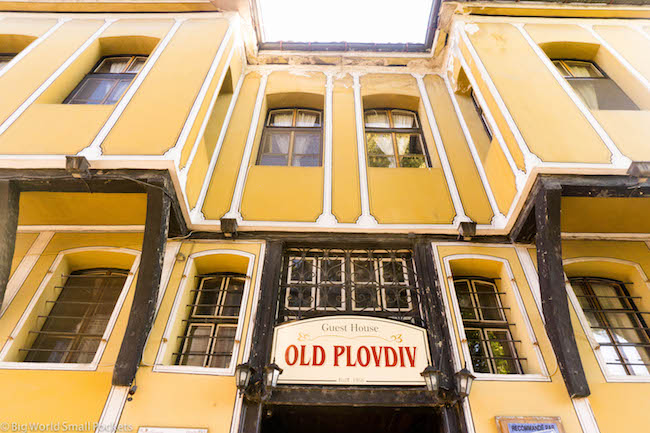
[152,364,235,376]
[603,374,650,383]
[473,373,550,382]
[0,361,98,371]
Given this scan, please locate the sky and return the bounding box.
[258,0,434,44]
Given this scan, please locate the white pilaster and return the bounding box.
[316,72,338,226]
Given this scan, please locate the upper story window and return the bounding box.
[470,90,492,141]
[175,274,245,368]
[23,269,128,363]
[552,60,638,111]
[278,247,424,327]
[364,109,430,168]
[570,277,650,376]
[257,108,323,167]
[453,278,522,374]
[0,54,14,70]
[64,55,147,105]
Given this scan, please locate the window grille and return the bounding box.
[570,277,650,376]
[277,248,425,326]
[23,269,128,363]
[64,55,147,105]
[453,278,523,374]
[175,274,245,368]
[364,109,430,168]
[257,108,323,167]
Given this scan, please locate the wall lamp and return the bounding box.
[454,365,476,399]
[235,362,283,401]
[420,366,441,394]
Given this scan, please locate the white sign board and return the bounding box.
[271,316,430,385]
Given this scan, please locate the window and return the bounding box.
[175,274,245,368]
[279,248,422,326]
[470,90,492,140]
[0,54,14,70]
[552,60,638,111]
[23,269,128,363]
[453,278,522,374]
[364,109,430,168]
[570,277,650,376]
[64,55,147,105]
[257,108,323,167]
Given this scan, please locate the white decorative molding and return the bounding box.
[156,241,182,315]
[0,19,116,138]
[166,23,236,168]
[572,397,601,433]
[440,251,550,381]
[17,225,144,232]
[95,386,130,433]
[153,248,258,376]
[515,23,631,168]
[0,231,54,317]
[78,18,184,159]
[190,72,245,222]
[413,73,471,225]
[442,75,506,228]
[0,247,140,371]
[0,19,69,80]
[223,71,270,221]
[459,23,543,173]
[454,47,527,191]
[351,72,378,226]
[633,24,650,42]
[316,72,338,226]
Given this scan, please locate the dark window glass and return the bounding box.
[364,109,430,168]
[23,269,128,363]
[176,274,245,368]
[453,278,522,374]
[257,108,323,167]
[65,55,147,105]
[552,60,638,111]
[470,90,492,140]
[0,54,15,70]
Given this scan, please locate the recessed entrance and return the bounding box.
[261,405,442,433]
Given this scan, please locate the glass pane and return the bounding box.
[290,258,315,282]
[364,110,390,128]
[455,280,477,321]
[71,78,116,104]
[182,325,213,367]
[296,110,321,127]
[396,133,426,168]
[287,286,314,309]
[209,326,236,368]
[487,330,518,374]
[563,61,603,78]
[260,155,289,166]
[95,57,131,73]
[105,79,132,104]
[353,260,379,310]
[292,132,321,167]
[391,110,417,128]
[321,259,343,283]
[68,337,100,363]
[220,277,244,317]
[367,132,396,167]
[0,55,14,69]
[381,259,406,283]
[126,56,147,73]
[475,281,504,321]
[194,277,222,316]
[569,78,638,111]
[269,109,294,126]
[466,329,490,373]
[552,61,570,77]
[263,131,291,154]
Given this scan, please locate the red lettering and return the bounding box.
[285,345,299,366]
[313,345,325,366]
[398,347,406,367]
[333,346,345,366]
[385,346,398,367]
[299,345,311,366]
[404,347,417,368]
[345,345,357,367]
[371,346,382,366]
[357,346,370,367]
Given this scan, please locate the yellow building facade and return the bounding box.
[0,1,650,433]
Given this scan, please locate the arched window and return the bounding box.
[569,277,650,376]
[257,108,323,167]
[364,109,430,168]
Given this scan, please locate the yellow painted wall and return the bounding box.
[9,233,38,278]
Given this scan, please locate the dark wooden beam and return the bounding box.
[441,404,465,433]
[112,186,170,386]
[239,241,284,433]
[0,180,19,311]
[268,386,449,407]
[535,181,590,398]
[414,242,456,395]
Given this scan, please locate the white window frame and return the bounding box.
[379,257,413,313]
[0,246,140,371]
[285,256,316,311]
[315,257,345,311]
[350,257,382,312]
[154,249,257,376]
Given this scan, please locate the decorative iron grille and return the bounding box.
[277,247,425,327]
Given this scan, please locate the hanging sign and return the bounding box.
[496,417,565,433]
[270,316,431,385]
